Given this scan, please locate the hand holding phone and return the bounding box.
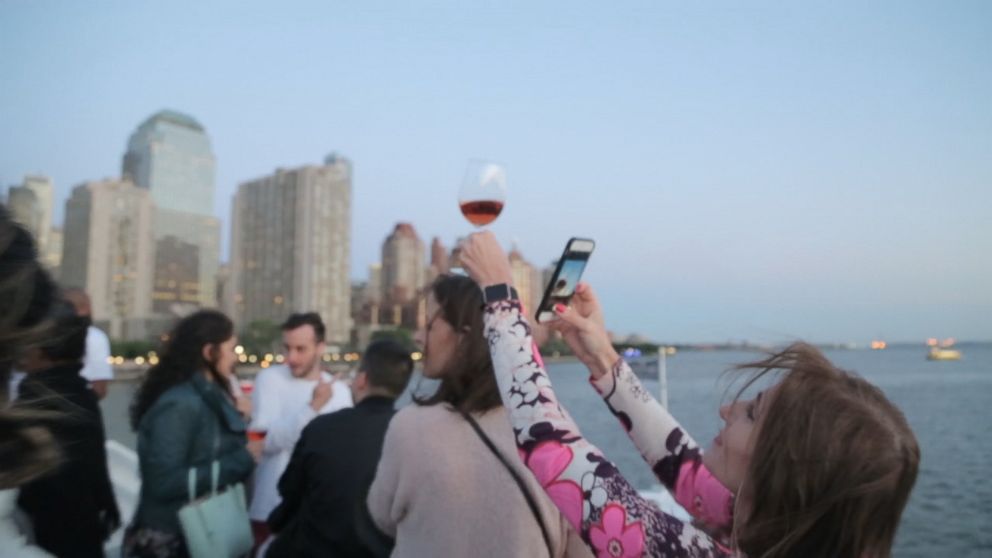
[547,282,619,379]
[535,238,595,323]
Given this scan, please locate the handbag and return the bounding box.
[458,409,556,558]
[178,460,253,558]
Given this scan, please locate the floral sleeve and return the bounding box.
[484,300,729,558]
[590,363,734,542]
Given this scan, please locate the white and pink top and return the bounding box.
[485,299,734,558]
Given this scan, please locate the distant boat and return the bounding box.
[926,338,962,361]
[927,347,962,361]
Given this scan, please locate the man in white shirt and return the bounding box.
[64,289,113,399]
[249,312,352,548]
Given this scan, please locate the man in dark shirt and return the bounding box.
[266,339,414,557]
[17,299,120,557]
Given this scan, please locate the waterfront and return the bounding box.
[101,344,992,557]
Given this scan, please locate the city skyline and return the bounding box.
[2,2,988,344]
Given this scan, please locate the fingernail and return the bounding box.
[554,304,566,313]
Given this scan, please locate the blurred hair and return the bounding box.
[413,274,501,414]
[360,339,414,398]
[35,299,90,363]
[130,310,235,430]
[0,205,61,489]
[730,342,920,558]
[281,312,326,343]
[0,206,58,380]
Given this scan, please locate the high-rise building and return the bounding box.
[23,175,53,254]
[430,237,448,276]
[152,236,200,314]
[8,175,54,252]
[61,179,154,338]
[154,208,221,307]
[381,223,425,306]
[122,110,216,214]
[6,186,42,241]
[230,155,352,345]
[509,246,542,316]
[45,227,62,276]
[367,264,382,305]
[122,110,220,307]
[8,175,60,273]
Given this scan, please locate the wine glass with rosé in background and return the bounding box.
[459,160,506,227]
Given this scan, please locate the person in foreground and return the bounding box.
[0,207,61,558]
[460,231,920,558]
[366,274,592,558]
[265,339,415,557]
[124,310,260,557]
[16,298,120,557]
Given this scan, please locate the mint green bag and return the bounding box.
[177,460,253,558]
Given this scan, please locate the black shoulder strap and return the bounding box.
[458,408,555,558]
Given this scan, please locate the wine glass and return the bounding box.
[458,160,506,228]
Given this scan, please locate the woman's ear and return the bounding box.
[201,343,216,365]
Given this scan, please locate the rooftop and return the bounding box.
[141,109,205,132]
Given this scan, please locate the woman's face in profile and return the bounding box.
[414,294,459,379]
[212,335,239,378]
[702,385,775,494]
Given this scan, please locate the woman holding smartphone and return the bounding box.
[460,231,919,558]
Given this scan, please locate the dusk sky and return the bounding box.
[2,1,989,344]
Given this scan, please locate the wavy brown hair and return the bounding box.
[413,274,502,414]
[730,342,919,558]
[130,310,235,429]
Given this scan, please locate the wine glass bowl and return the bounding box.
[459,160,506,227]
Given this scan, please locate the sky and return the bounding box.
[1,1,989,344]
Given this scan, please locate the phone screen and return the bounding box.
[536,238,594,323]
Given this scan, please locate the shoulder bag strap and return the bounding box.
[458,408,556,558]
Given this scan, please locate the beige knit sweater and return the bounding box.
[367,404,593,558]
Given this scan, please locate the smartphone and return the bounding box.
[535,238,595,323]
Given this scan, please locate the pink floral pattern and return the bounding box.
[592,358,735,546]
[484,299,729,557]
[525,441,584,528]
[589,504,646,558]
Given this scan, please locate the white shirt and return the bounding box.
[81,326,112,382]
[248,364,352,520]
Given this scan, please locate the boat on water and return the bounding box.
[927,347,962,361]
[926,338,962,361]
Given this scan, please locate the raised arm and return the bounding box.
[591,360,734,537]
[485,300,725,557]
[461,232,727,557]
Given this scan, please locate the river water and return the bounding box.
[101,344,991,557]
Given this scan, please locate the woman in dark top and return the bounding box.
[16,299,120,557]
[124,310,259,558]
